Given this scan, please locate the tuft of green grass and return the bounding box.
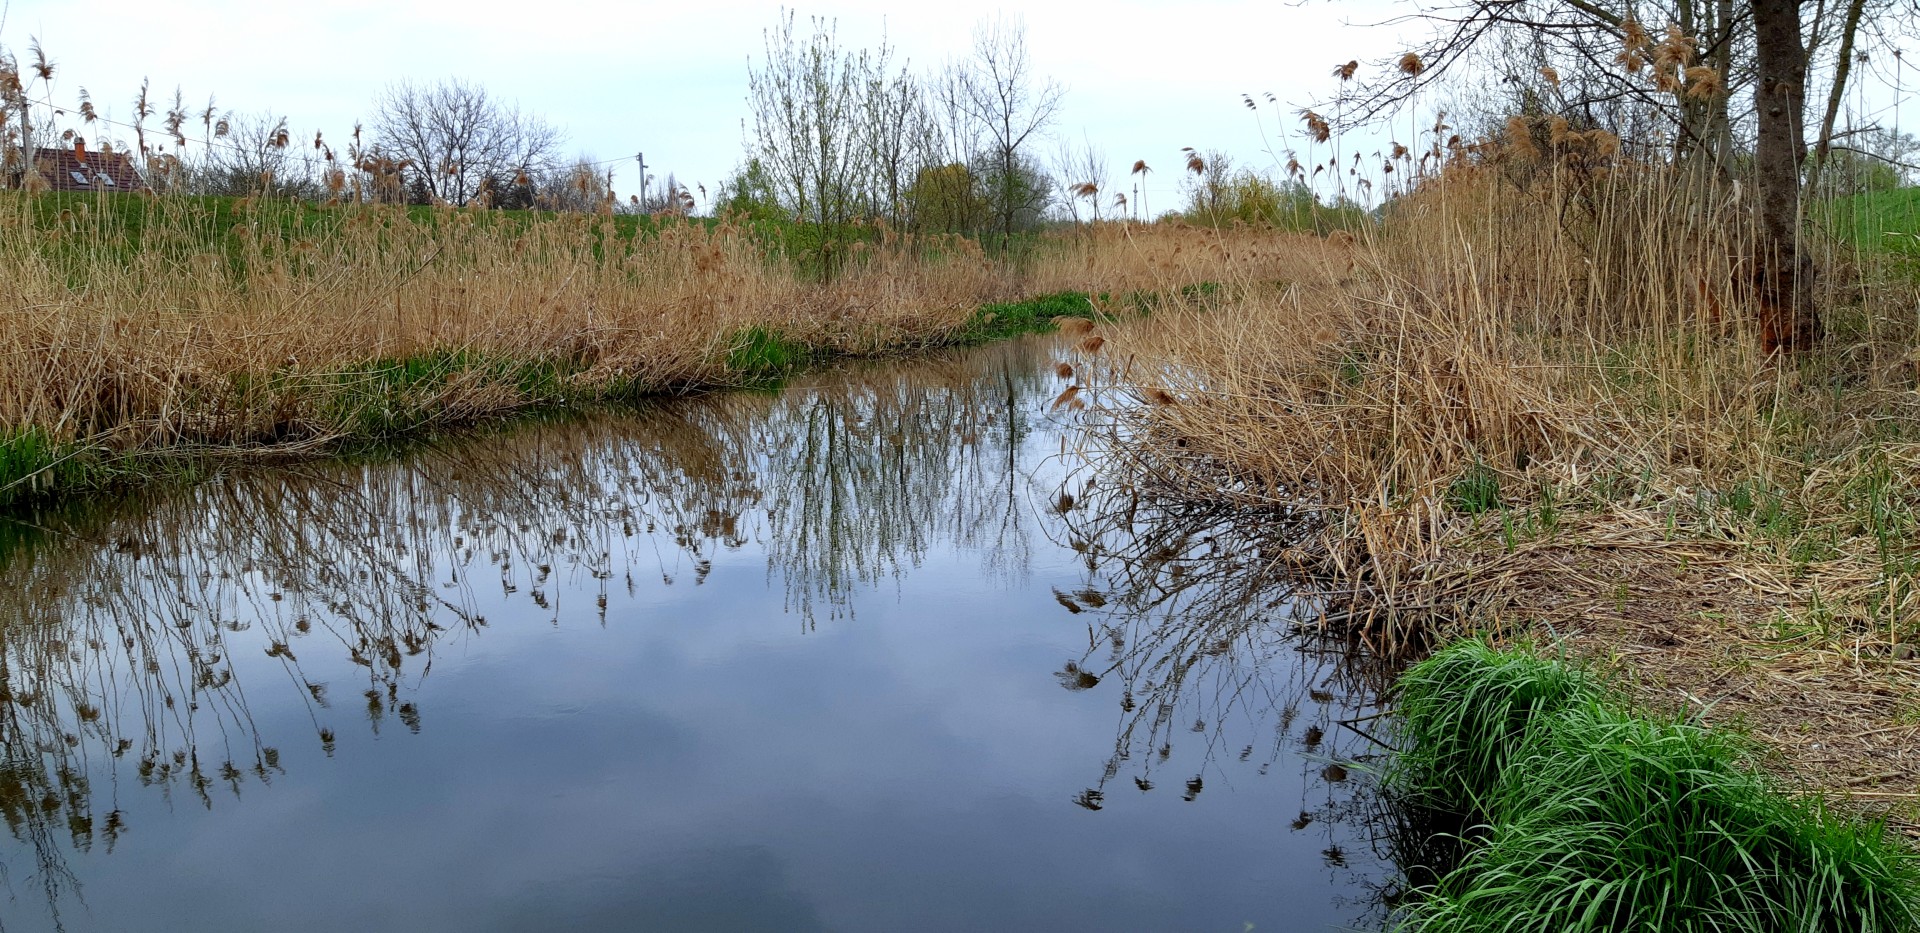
[956,291,1096,343]
[1337,349,1367,387]
[1445,462,1504,516]
[0,428,102,510]
[1389,641,1920,933]
[724,326,815,383]
[1387,639,1601,811]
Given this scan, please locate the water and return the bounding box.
[0,338,1397,932]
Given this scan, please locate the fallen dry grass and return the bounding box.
[1071,154,1920,832]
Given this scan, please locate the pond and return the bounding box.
[0,338,1398,932]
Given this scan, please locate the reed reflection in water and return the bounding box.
[0,338,1398,933]
[1043,472,1415,925]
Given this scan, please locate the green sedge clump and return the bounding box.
[1390,641,1920,933]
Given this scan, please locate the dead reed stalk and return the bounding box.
[0,199,1302,479]
[1080,150,1920,817]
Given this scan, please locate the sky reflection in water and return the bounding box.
[0,339,1394,932]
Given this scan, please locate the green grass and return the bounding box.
[724,326,816,384]
[0,427,106,512]
[1445,462,1505,516]
[724,289,1124,387]
[954,291,1098,343]
[1823,186,1920,285]
[1387,640,1602,811]
[1825,186,1920,257]
[1387,641,1920,932]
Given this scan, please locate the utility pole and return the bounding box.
[635,152,647,209]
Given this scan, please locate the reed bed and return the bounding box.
[1072,143,1920,821]
[0,194,1303,505]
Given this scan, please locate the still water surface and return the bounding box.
[0,339,1394,932]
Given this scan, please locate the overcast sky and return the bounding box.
[2,0,1913,209]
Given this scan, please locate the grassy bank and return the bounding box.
[1385,641,1919,931]
[0,190,1327,508]
[1824,186,1920,262]
[1068,141,1920,828]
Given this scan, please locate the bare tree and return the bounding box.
[747,11,862,226]
[747,10,875,269]
[952,15,1065,248]
[859,40,925,225]
[182,112,317,198]
[372,79,562,206]
[928,65,983,177]
[909,66,989,234]
[1053,134,1109,223]
[743,10,1068,245]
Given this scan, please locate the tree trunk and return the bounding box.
[1751,0,1820,351]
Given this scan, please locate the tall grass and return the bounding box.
[1822,186,1920,266]
[1073,124,1920,808]
[1081,144,1920,658]
[0,189,1320,506]
[1388,642,1920,932]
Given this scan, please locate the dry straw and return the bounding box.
[1077,121,1920,826]
[0,200,1303,466]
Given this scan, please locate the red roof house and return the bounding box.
[23,144,148,193]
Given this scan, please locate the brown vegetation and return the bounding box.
[1074,147,1920,831]
[0,196,1305,483]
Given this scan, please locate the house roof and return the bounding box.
[26,146,148,192]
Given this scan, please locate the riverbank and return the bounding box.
[1071,159,1920,834]
[0,192,1337,508]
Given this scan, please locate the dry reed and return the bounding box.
[1079,142,1920,826]
[0,198,1303,491]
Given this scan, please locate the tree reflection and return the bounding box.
[1038,469,1412,929]
[0,338,1051,927]
[0,336,1420,930]
[763,350,1040,624]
